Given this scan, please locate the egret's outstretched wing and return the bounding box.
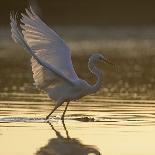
[10,8,79,90]
[21,7,79,88]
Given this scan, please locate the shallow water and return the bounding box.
[0,27,155,155]
[0,93,155,155]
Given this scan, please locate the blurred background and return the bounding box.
[1,0,155,26]
[0,0,155,99]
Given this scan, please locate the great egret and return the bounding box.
[10,7,112,120]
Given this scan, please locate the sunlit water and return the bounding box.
[0,27,155,155]
[0,93,155,155]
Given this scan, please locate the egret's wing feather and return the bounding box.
[10,13,77,90]
[30,57,59,88]
[20,7,78,89]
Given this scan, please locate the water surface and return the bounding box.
[0,93,155,155]
[0,27,155,155]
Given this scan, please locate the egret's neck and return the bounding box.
[88,59,103,93]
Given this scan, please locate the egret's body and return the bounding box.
[10,7,109,120]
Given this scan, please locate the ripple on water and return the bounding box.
[0,92,155,126]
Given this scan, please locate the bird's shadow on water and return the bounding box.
[35,120,102,155]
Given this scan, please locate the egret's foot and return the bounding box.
[46,115,50,120]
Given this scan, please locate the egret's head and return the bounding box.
[89,53,118,72]
[90,53,113,65]
[90,53,104,62]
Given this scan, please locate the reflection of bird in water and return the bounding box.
[10,6,114,120]
[36,120,101,155]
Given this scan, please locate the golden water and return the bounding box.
[0,27,155,155]
[0,93,155,155]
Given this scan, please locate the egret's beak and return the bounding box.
[103,57,119,72]
[103,58,113,65]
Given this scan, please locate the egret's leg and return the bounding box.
[46,104,60,120]
[61,102,70,120]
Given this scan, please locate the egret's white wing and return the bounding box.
[10,12,78,92]
[20,7,78,89]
